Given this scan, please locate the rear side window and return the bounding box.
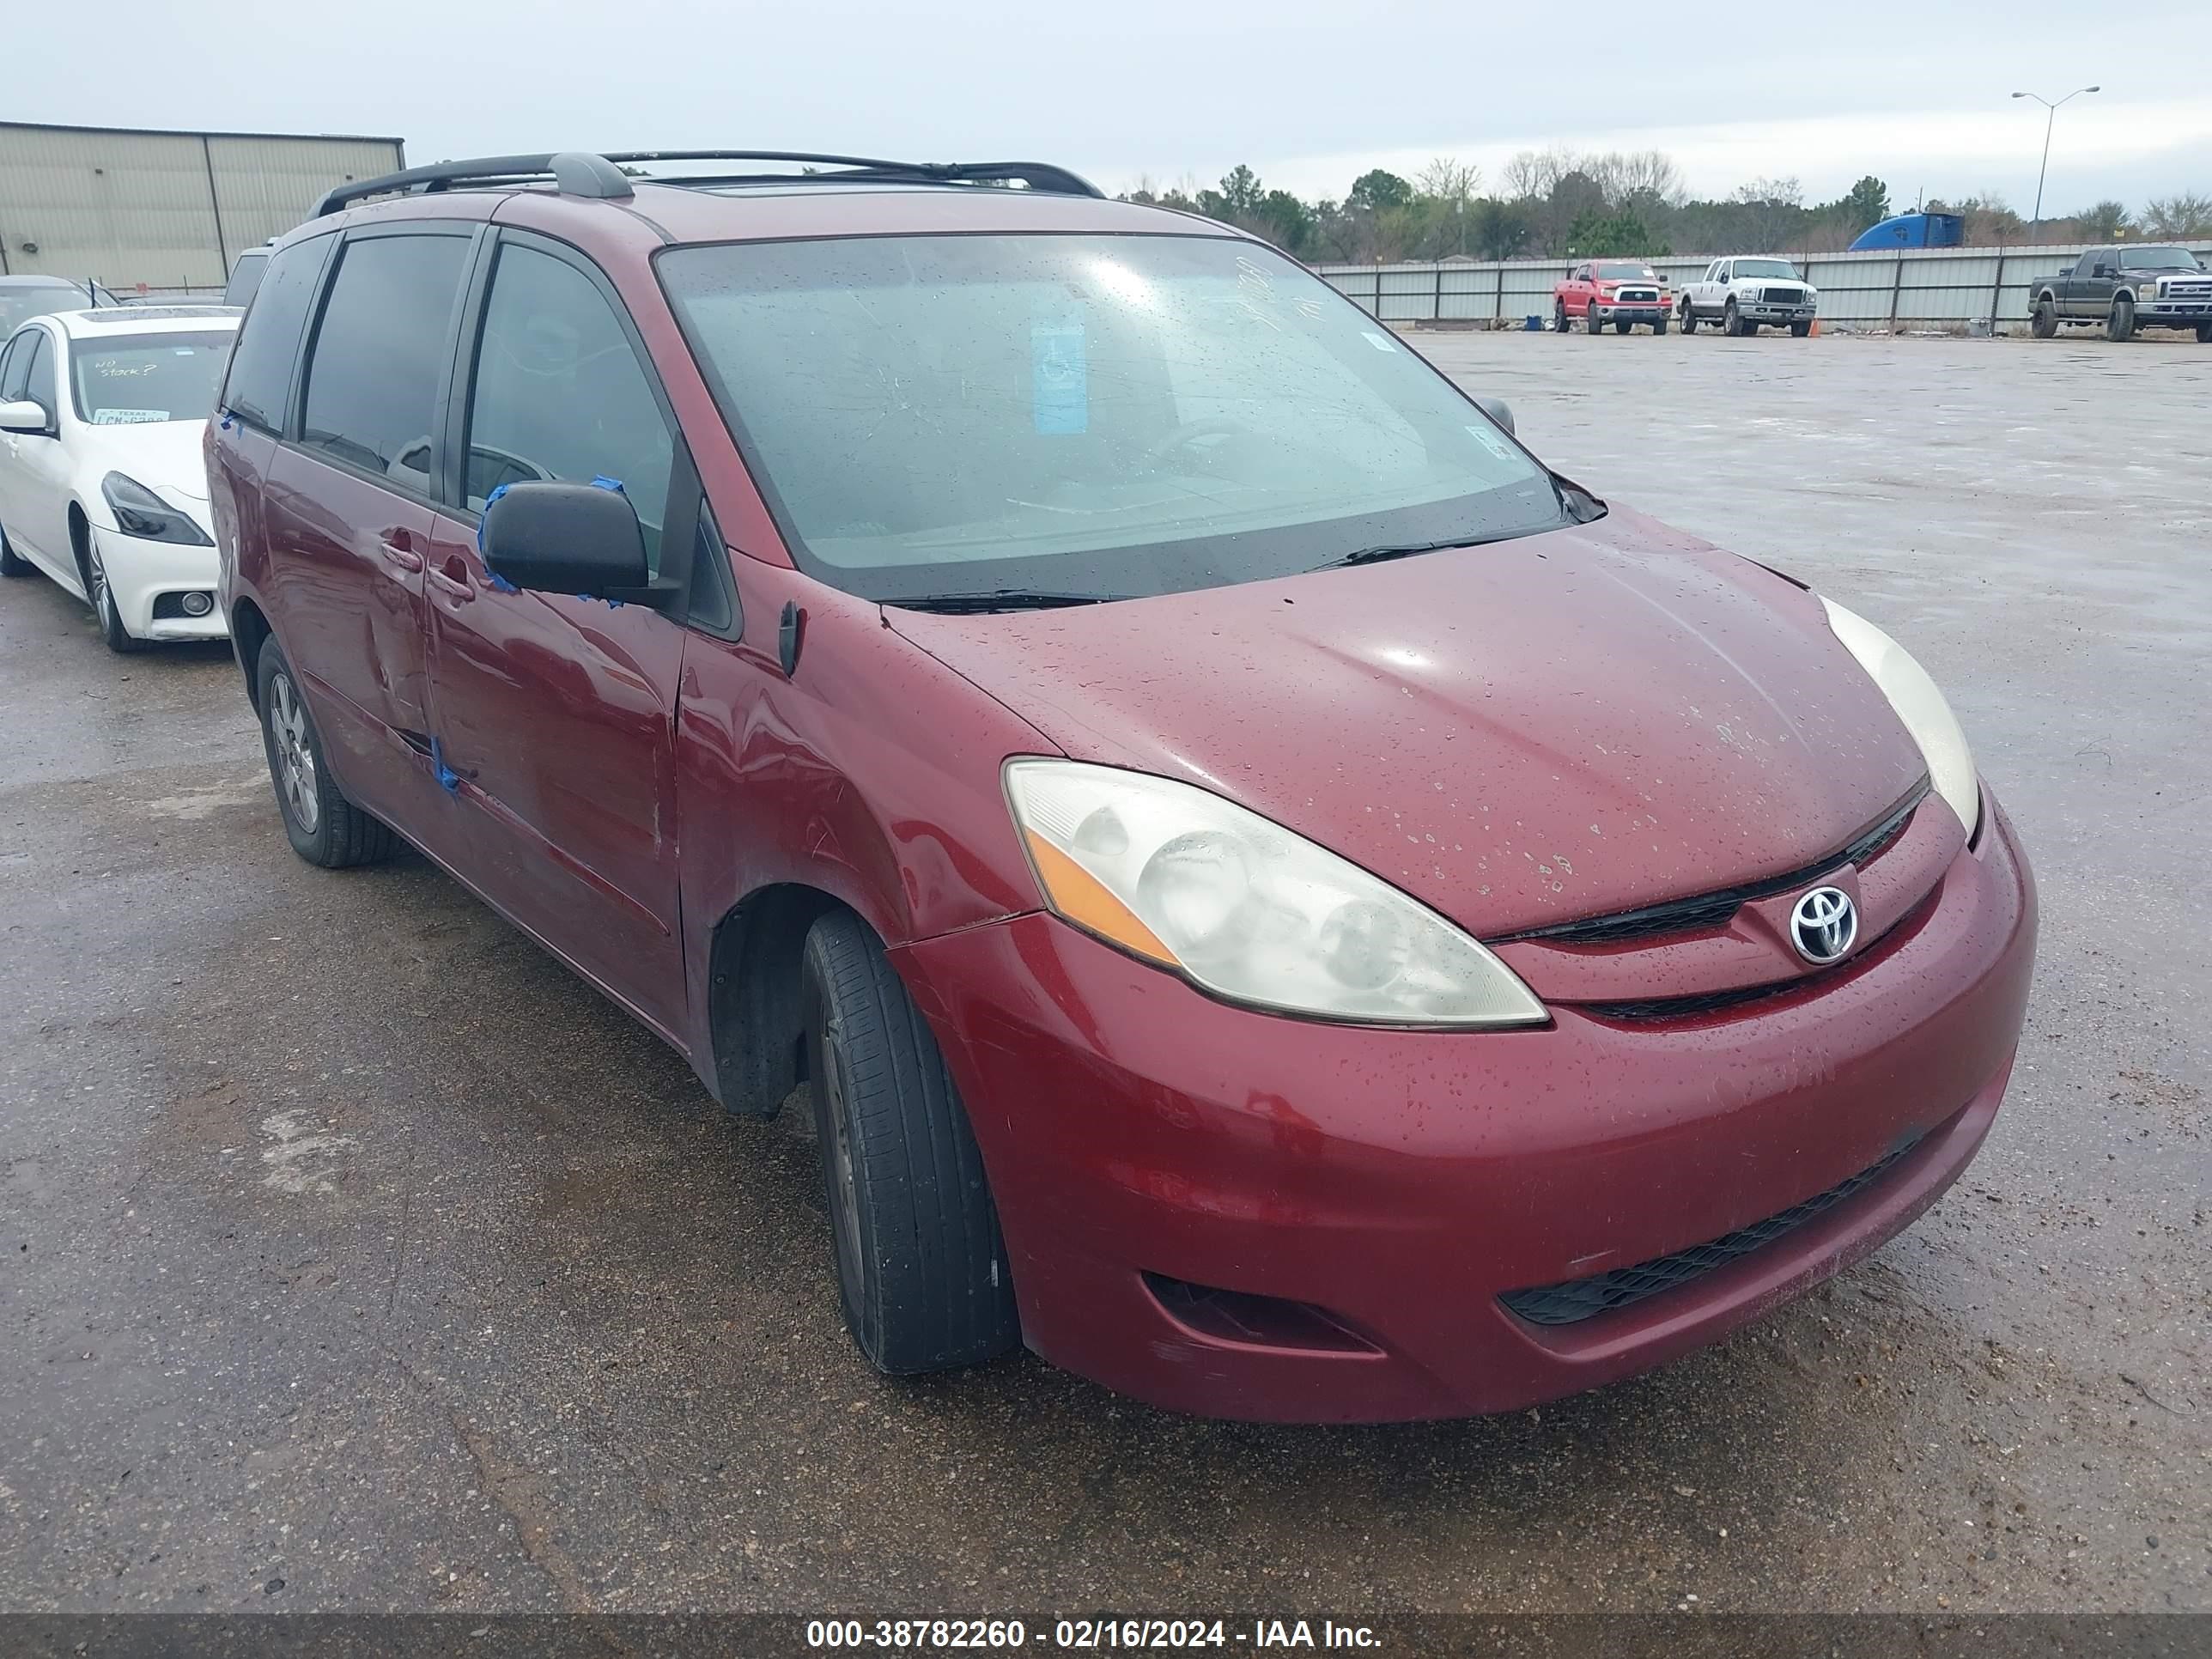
[301,234,470,491]
[462,242,676,564]
[222,234,331,432]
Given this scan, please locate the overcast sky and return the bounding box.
[13,0,2208,213]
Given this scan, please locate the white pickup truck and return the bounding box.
[1678,257,1820,337]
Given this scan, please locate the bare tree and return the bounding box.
[2142,191,2212,237]
[1415,155,1482,206]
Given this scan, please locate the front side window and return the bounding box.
[464,242,675,565]
[0,331,29,402]
[23,331,57,419]
[222,234,331,433]
[301,234,470,490]
[659,234,1565,605]
[71,331,234,425]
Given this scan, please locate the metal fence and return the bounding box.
[1316,240,2212,330]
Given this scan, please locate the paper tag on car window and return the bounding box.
[92,409,168,424]
[1466,423,1517,461]
[1362,331,1398,352]
[1032,323,1087,435]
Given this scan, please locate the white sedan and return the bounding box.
[0,305,238,651]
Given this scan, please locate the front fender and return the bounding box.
[672,571,1062,1083]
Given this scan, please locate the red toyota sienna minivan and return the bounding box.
[209,150,2036,1423]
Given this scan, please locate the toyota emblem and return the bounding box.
[1789,885,1858,965]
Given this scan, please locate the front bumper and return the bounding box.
[1591,303,1668,325]
[93,525,225,641]
[1742,301,1818,323]
[898,795,2035,1422]
[2137,300,2212,323]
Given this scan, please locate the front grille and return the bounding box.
[1762,287,1805,305]
[1616,288,1659,302]
[1496,778,1929,947]
[1499,1133,1925,1326]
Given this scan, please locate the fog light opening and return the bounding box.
[1141,1273,1380,1356]
[180,591,214,617]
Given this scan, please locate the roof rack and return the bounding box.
[309,149,1105,218]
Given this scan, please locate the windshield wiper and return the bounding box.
[885,589,1134,614]
[1309,532,1514,572]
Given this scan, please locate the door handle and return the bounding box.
[376,528,423,574]
[427,557,475,604]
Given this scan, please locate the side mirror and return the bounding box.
[1474,397,1515,436]
[479,480,672,606]
[0,398,50,435]
[2093,263,2114,278]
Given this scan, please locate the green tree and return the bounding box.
[1346,168,1414,212]
[1469,198,1534,260]
[1565,210,1668,258]
[1836,175,1890,231]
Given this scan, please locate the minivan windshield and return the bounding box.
[659,234,1573,605]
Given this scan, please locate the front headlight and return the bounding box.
[1820,598,1980,837]
[1004,759,1547,1027]
[101,472,212,546]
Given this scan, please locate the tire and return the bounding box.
[1723,298,1744,337]
[802,908,1019,1375]
[2197,322,2211,343]
[1790,319,1812,337]
[2106,295,2134,342]
[1554,301,1569,334]
[255,640,399,868]
[2032,298,2058,339]
[1614,318,1632,334]
[1679,300,1698,335]
[89,545,147,654]
[0,526,28,578]
[1654,314,1669,336]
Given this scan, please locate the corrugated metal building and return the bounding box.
[0,122,404,292]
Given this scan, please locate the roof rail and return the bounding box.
[308,149,1104,219]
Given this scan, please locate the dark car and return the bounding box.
[209,150,2034,1423]
[2030,245,2212,341]
[0,275,117,334]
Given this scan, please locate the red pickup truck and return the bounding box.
[1554,260,1671,334]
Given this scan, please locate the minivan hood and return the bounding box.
[888,507,1928,938]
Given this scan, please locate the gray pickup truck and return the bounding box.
[2029,245,2212,342]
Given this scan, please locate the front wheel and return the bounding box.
[1614,318,1632,334]
[255,641,399,868]
[2031,298,2058,339]
[2197,321,2211,343]
[2106,295,2135,342]
[1679,301,1698,335]
[1554,301,1570,334]
[1654,313,1668,335]
[1723,298,1744,337]
[1790,319,1813,337]
[802,908,1019,1375]
[89,547,146,655]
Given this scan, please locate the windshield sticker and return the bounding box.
[1466,423,1517,462]
[1362,331,1398,352]
[92,408,170,424]
[1032,322,1087,435]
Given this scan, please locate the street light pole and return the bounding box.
[2010,85,2101,235]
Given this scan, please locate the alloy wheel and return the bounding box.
[269,671,320,834]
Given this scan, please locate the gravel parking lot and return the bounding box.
[2,333,2205,1619]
